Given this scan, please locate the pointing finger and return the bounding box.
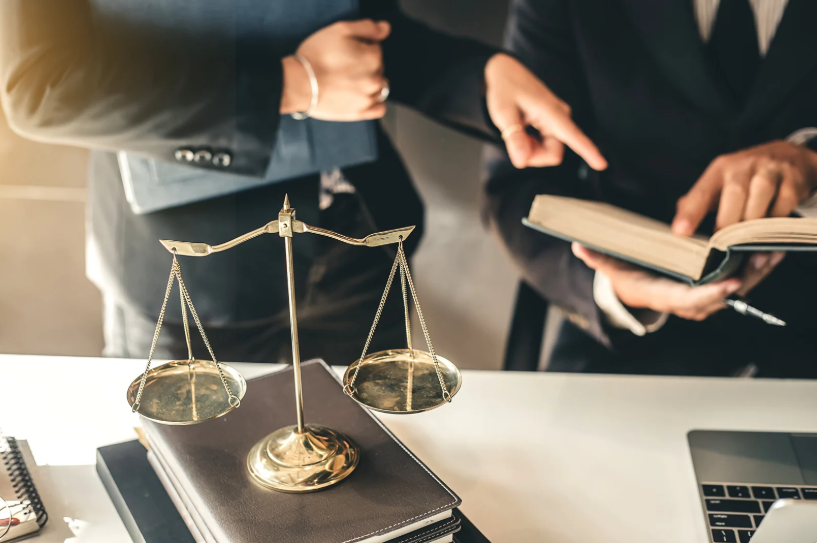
[545,112,607,171]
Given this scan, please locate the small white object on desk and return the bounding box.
[0,354,816,543]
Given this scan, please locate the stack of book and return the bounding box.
[99,360,484,543]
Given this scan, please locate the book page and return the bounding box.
[709,217,817,250]
[527,196,712,280]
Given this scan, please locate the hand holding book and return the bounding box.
[572,243,783,322]
[523,195,817,326]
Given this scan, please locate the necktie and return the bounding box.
[706,0,762,107]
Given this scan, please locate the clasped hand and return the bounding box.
[576,141,817,322]
[281,20,391,121]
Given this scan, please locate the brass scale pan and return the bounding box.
[127,359,247,425]
[343,349,461,414]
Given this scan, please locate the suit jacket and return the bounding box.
[0,0,496,323]
[484,0,817,373]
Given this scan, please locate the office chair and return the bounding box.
[502,281,548,371]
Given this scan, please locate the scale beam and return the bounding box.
[160,221,414,257]
[297,222,415,247]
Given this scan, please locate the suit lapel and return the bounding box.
[741,0,817,127]
[617,0,736,126]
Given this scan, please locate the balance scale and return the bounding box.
[126,196,461,492]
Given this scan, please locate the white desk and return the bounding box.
[1,355,816,543]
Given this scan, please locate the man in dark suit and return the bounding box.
[485,0,817,377]
[0,0,605,365]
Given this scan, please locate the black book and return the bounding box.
[96,440,195,543]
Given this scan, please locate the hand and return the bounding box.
[484,53,607,171]
[672,140,817,236]
[572,243,785,322]
[280,20,391,121]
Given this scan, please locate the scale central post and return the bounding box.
[246,195,359,492]
[279,196,305,434]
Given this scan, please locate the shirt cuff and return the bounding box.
[788,128,817,217]
[593,272,668,336]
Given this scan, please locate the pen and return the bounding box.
[724,296,786,326]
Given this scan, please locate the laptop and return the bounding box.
[688,430,817,543]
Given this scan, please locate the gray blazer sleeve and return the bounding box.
[0,0,282,176]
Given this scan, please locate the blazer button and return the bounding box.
[174,149,194,162]
[213,152,232,168]
[194,149,213,164]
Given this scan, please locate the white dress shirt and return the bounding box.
[595,0,817,336]
[693,0,788,55]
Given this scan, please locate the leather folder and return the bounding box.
[139,360,463,543]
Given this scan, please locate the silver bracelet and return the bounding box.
[290,53,318,120]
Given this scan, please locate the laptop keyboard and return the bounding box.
[701,483,817,542]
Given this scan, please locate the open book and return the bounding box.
[524,195,817,284]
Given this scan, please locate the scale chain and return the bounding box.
[398,245,451,402]
[345,239,450,402]
[344,241,402,396]
[400,246,413,351]
[180,271,194,361]
[174,265,240,408]
[131,256,179,413]
[131,255,239,414]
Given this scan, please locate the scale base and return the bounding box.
[247,424,359,493]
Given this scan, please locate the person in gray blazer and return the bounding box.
[0,0,605,365]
